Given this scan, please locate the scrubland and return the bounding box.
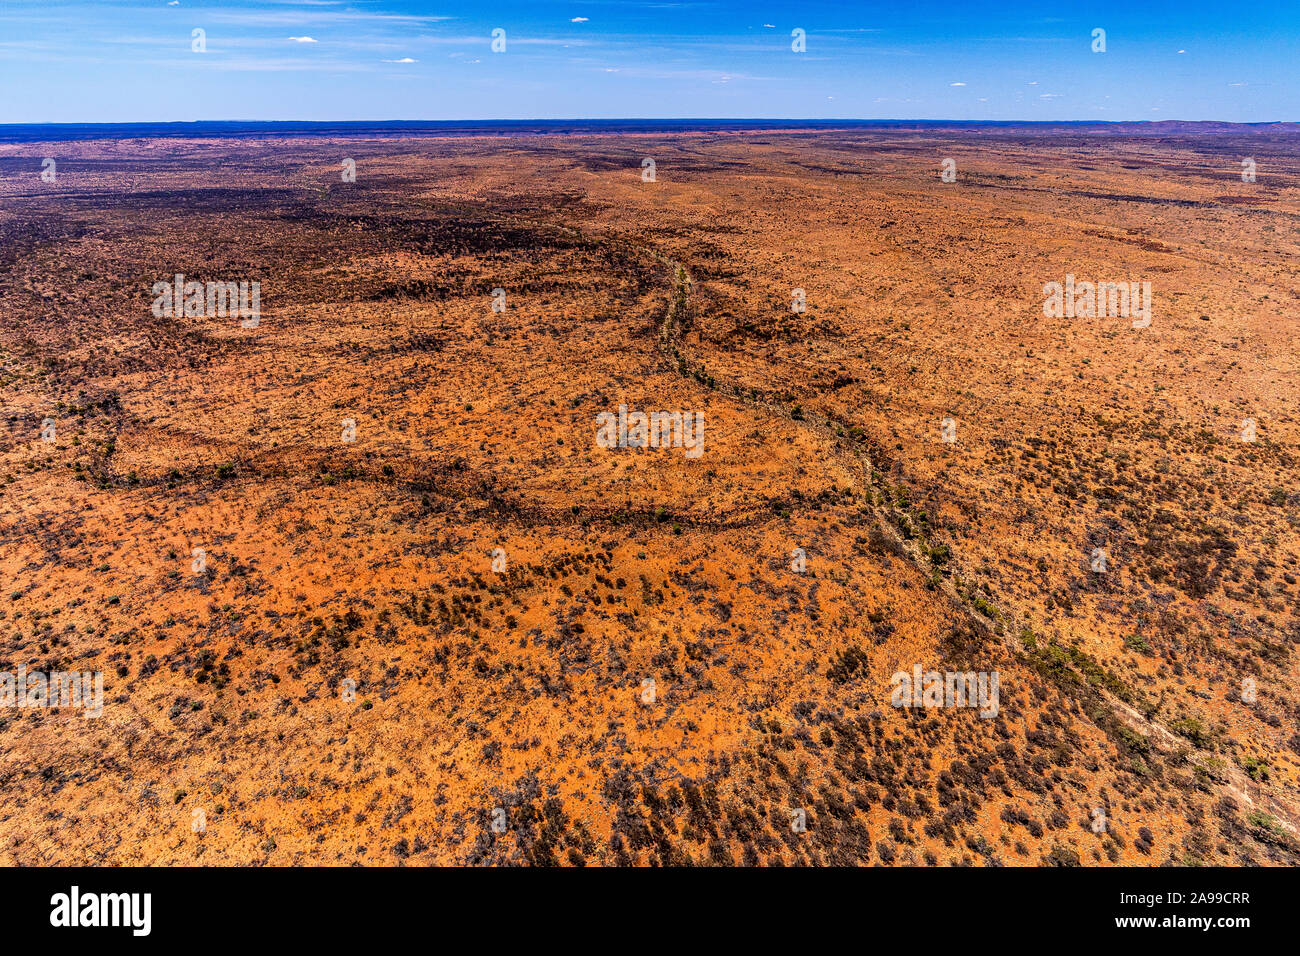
[1,124,1298,864]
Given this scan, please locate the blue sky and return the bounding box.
[0,0,1295,123]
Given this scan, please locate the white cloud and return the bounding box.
[1177,49,1186,54]
[950,81,965,87]
[571,17,588,23]
[206,9,451,28]
[382,57,416,63]
[288,36,317,43]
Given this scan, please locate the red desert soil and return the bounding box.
[0,125,1298,865]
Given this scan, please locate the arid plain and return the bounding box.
[1,123,1298,865]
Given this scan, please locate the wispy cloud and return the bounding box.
[204,9,453,28]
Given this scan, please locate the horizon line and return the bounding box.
[3,117,1296,127]
[2,117,1295,144]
